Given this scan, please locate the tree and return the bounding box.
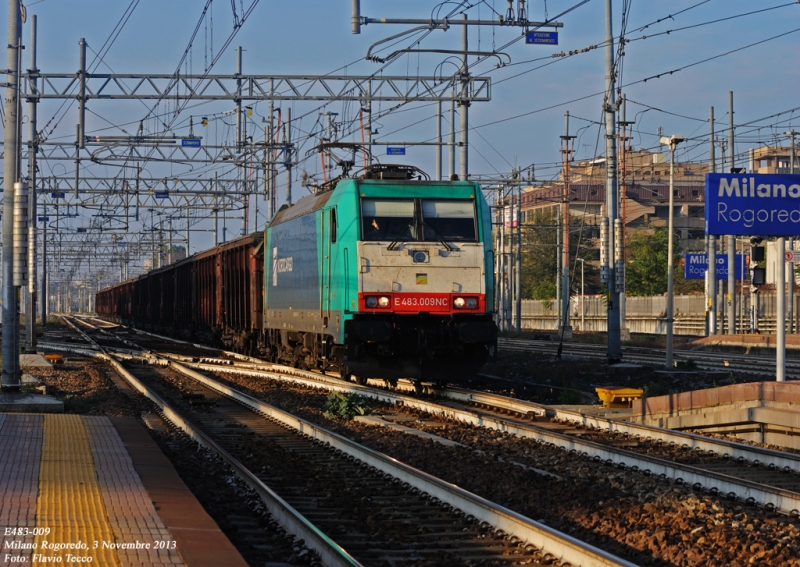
[625,229,702,296]
[517,209,599,300]
[520,209,558,300]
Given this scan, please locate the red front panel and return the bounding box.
[358,292,486,314]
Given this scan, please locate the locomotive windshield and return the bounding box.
[421,199,476,241]
[361,198,476,242]
[361,199,416,241]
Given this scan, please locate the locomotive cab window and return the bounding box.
[361,199,415,241]
[361,197,477,243]
[421,199,476,242]
[330,208,337,243]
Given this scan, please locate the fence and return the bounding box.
[520,292,792,336]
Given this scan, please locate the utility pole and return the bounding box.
[26,15,38,352]
[2,0,22,390]
[601,0,622,362]
[786,129,797,333]
[285,107,292,206]
[618,95,633,337]
[661,134,684,368]
[727,91,735,334]
[556,206,561,325]
[214,172,219,245]
[515,177,522,332]
[708,106,717,335]
[449,93,456,179]
[560,112,575,336]
[268,79,275,218]
[41,203,47,327]
[459,13,469,181]
[435,100,442,180]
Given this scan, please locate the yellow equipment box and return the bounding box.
[595,386,643,408]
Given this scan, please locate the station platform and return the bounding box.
[630,381,800,450]
[692,333,800,352]
[0,413,248,567]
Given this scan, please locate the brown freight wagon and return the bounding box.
[96,232,264,354]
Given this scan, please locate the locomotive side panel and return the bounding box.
[265,212,321,319]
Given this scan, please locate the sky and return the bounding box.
[3,0,800,280]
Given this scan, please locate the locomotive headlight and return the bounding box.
[378,296,390,308]
[454,297,466,309]
[366,296,378,308]
[465,297,478,309]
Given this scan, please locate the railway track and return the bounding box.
[184,357,800,516]
[62,317,800,514]
[52,316,636,567]
[498,337,800,378]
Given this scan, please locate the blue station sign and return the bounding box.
[182,139,201,147]
[51,192,65,199]
[525,31,558,45]
[154,192,169,199]
[684,253,746,280]
[705,173,800,236]
[386,147,406,156]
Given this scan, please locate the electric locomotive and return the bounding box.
[96,163,497,386]
[263,164,496,384]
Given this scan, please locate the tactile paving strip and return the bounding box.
[0,414,44,559]
[33,414,122,566]
[84,416,185,567]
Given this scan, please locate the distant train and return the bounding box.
[96,164,497,385]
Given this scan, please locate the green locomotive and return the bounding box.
[264,164,497,385]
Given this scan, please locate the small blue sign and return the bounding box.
[706,173,800,236]
[525,31,558,45]
[77,228,87,233]
[182,139,201,147]
[38,216,49,221]
[155,192,169,199]
[684,253,746,280]
[387,147,406,156]
[117,242,127,246]
[51,192,65,199]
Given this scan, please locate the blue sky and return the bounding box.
[4,0,800,264]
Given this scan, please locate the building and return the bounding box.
[518,143,798,252]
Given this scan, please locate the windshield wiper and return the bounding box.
[422,221,454,251]
[387,223,415,250]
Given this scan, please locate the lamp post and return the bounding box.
[660,134,684,368]
[577,258,585,331]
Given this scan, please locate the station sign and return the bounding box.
[77,228,87,233]
[525,31,558,45]
[705,173,800,236]
[51,192,65,199]
[38,216,49,222]
[386,147,405,156]
[154,192,169,199]
[182,139,201,147]
[117,242,127,247]
[684,253,746,280]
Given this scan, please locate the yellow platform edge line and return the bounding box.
[33,414,122,567]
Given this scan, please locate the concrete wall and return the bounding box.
[521,292,791,335]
